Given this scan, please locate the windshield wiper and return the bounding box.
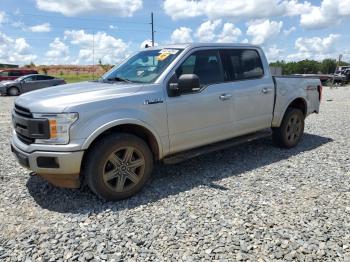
[105,76,132,83]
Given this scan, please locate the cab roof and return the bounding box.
[143,43,259,50]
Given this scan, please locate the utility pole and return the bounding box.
[331,54,342,88]
[151,12,154,47]
[92,31,95,80]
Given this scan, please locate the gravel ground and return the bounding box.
[0,87,349,262]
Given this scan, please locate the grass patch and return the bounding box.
[52,74,102,83]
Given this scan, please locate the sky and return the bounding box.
[0,0,349,66]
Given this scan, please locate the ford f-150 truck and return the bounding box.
[11,43,322,201]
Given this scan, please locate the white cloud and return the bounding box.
[0,32,37,64]
[300,0,350,29]
[295,34,339,53]
[29,22,51,32]
[0,11,7,24]
[246,19,283,45]
[216,23,242,43]
[170,27,193,43]
[283,26,296,36]
[265,45,283,61]
[172,21,242,44]
[109,25,118,30]
[36,0,142,17]
[285,0,313,16]
[195,20,222,42]
[140,39,158,48]
[287,34,340,61]
[64,30,129,64]
[163,0,312,20]
[45,38,70,64]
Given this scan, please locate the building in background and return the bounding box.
[0,64,19,69]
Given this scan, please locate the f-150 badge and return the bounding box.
[144,98,164,105]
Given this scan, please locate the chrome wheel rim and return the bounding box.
[103,146,145,192]
[286,114,302,143]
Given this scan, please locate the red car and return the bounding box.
[0,69,38,81]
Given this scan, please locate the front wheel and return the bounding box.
[272,108,305,148]
[84,133,154,201]
[7,87,20,96]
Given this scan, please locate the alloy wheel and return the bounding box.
[102,146,145,192]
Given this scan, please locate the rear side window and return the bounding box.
[37,75,53,80]
[220,49,264,81]
[176,50,223,86]
[0,71,9,76]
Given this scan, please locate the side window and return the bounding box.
[0,71,9,76]
[220,49,264,81]
[23,76,36,82]
[37,75,52,80]
[176,50,223,87]
[241,50,264,79]
[9,71,21,77]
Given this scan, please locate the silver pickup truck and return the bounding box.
[11,43,322,201]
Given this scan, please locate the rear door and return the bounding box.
[220,49,275,134]
[166,49,235,153]
[36,75,56,88]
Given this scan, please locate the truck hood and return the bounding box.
[15,81,144,113]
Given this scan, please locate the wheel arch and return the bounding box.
[273,97,308,127]
[82,120,162,161]
[287,97,307,116]
[7,86,20,95]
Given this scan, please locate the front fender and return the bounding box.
[81,118,163,157]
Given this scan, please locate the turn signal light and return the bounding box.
[49,119,57,138]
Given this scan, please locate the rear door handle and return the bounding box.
[261,88,272,94]
[219,93,232,101]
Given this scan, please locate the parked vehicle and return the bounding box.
[10,43,322,201]
[0,74,66,96]
[0,69,38,81]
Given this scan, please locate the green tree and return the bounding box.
[321,59,337,74]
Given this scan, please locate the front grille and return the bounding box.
[14,104,32,118]
[13,104,49,145]
[17,133,35,145]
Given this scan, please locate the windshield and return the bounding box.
[101,48,183,84]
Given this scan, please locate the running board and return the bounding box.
[163,129,272,164]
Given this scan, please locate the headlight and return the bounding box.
[32,113,79,144]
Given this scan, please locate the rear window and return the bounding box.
[37,75,54,80]
[220,49,264,81]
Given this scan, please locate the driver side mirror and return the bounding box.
[169,74,200,97]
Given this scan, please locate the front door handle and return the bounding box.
[219,93,232,101]
[262,88,272,94]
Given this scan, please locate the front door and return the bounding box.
[20,75,40,93]
[166,49,234,154]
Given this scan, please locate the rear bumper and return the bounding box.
[11,142,84,188]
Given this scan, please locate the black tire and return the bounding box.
[84,133,154,201]
[272,108,305,148]
[7,87,20,96]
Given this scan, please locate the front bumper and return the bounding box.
[0,86,6,95]
[11,141,84,188]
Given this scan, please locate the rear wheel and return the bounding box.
[272,108,305,148]
[84,133,153,201]
[7,87,19,96]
